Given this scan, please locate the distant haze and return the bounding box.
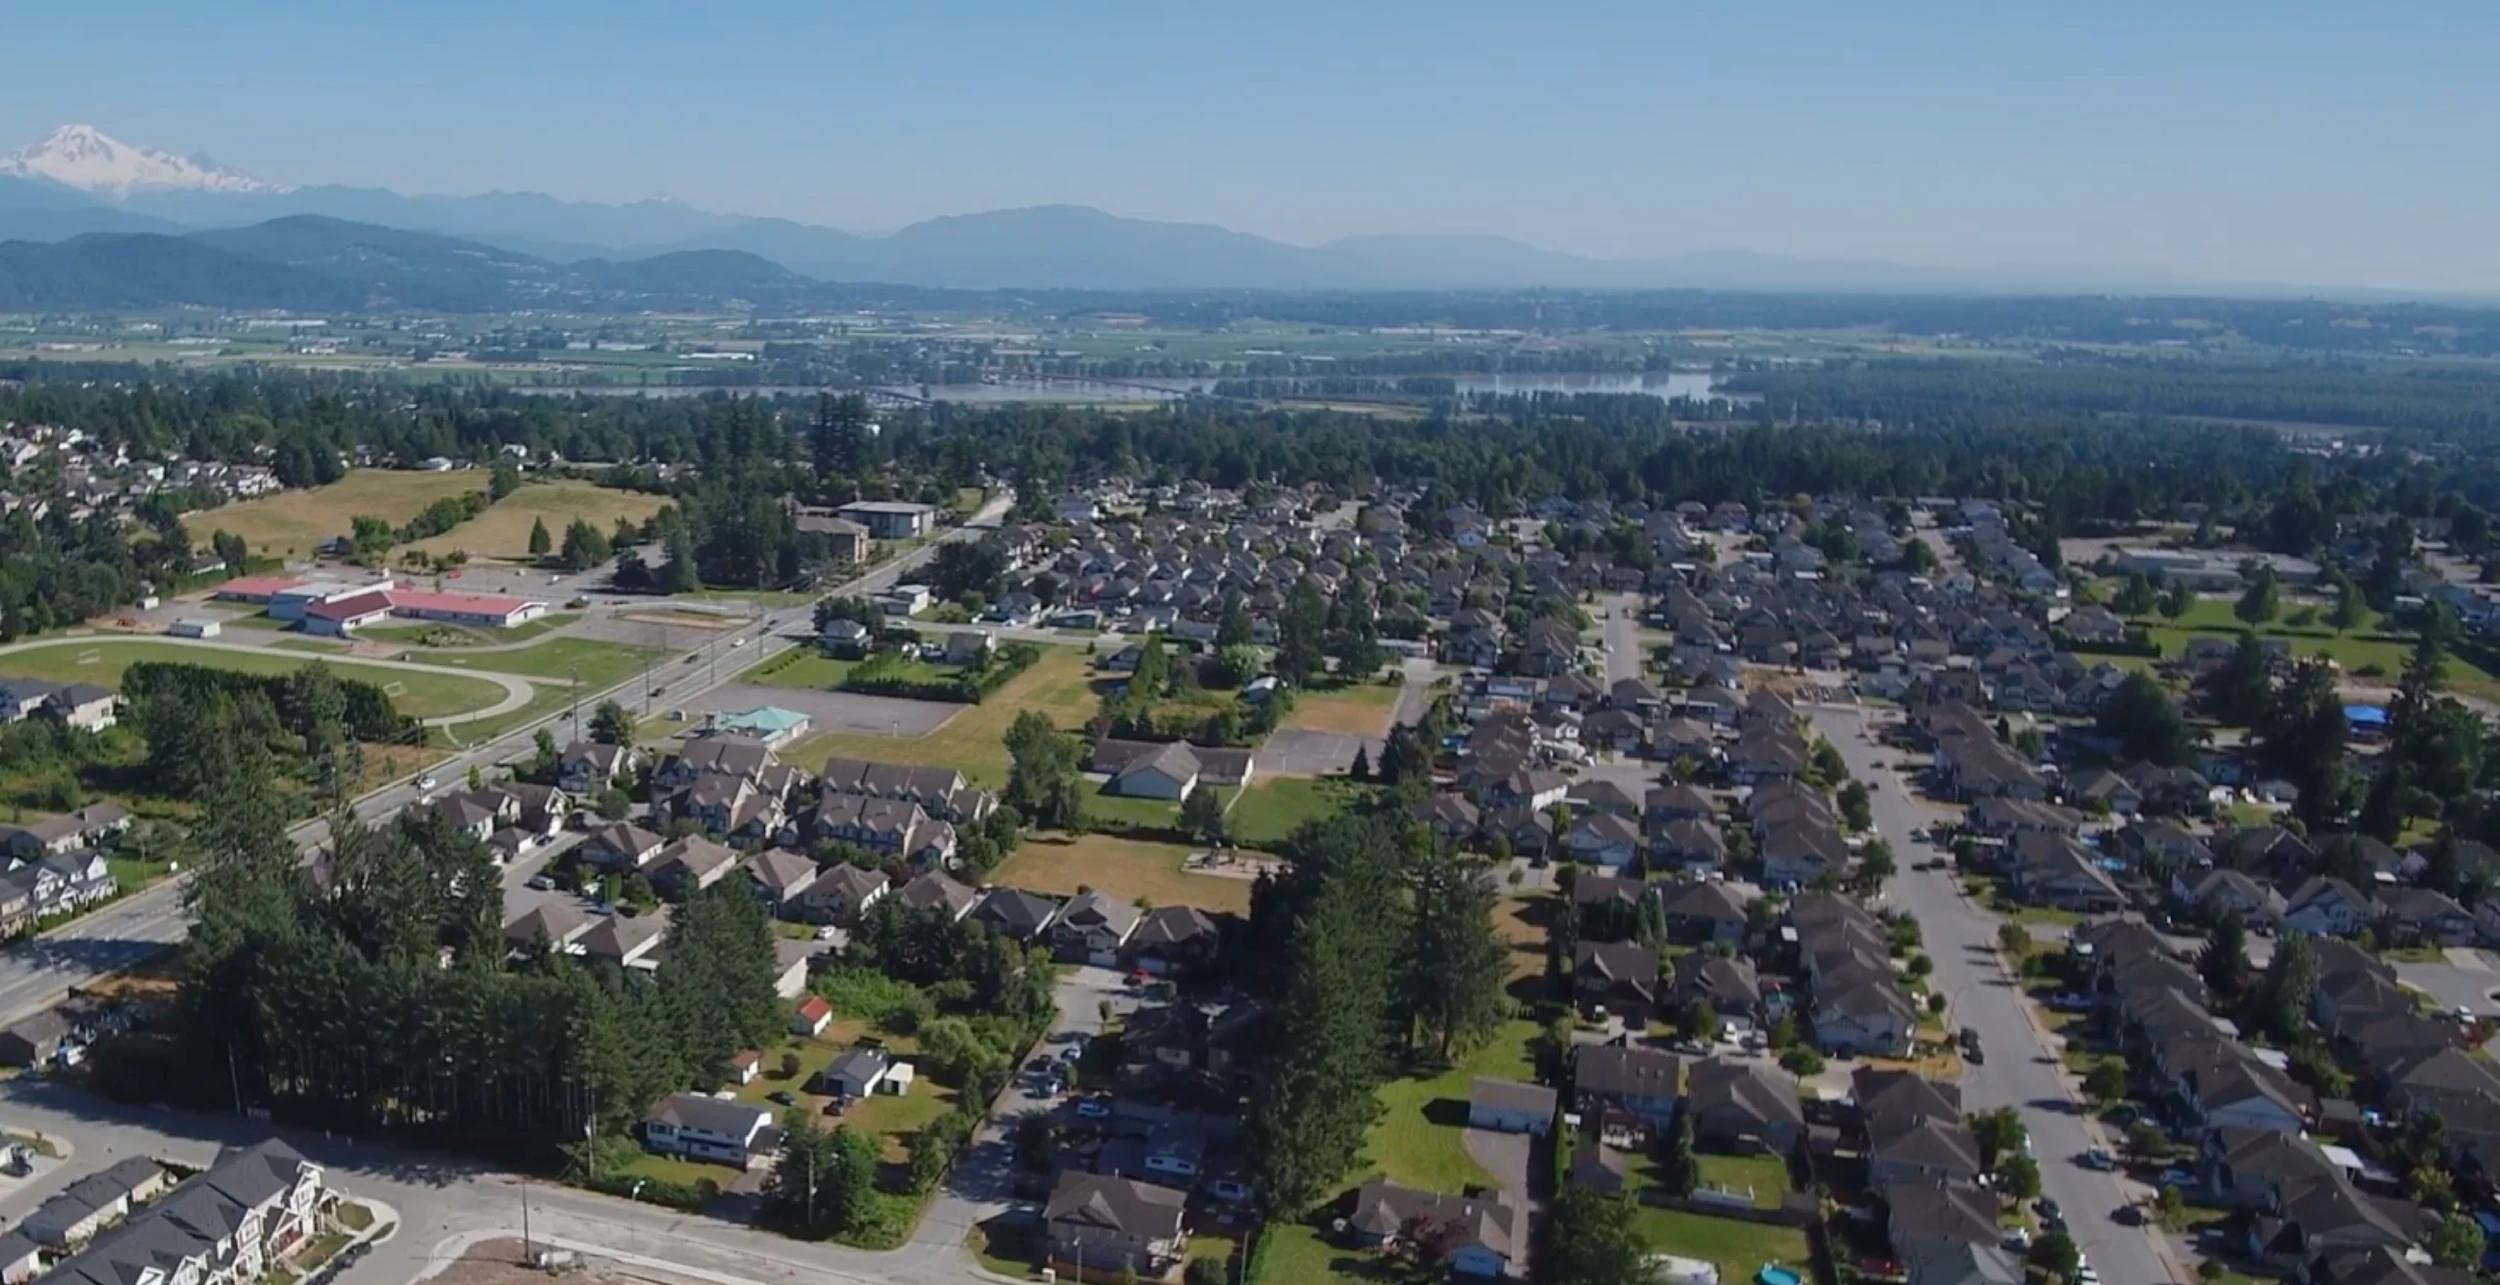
[0,1,2491,295]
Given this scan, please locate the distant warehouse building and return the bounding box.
[2106,546,2321,593]
[835,500,940,540]
[216,574,547,637]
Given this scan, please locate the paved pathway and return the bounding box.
[0,634,537,726]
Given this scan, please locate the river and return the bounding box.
[510,369,1756,406]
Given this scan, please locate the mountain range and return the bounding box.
[0,122,2265,298]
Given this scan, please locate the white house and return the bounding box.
[642,1092,777,1169]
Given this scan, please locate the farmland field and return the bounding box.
[0,638,508,720]
[404,479,670,561]
[191,469,486,557]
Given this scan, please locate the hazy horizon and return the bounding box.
[2,0,2491,293]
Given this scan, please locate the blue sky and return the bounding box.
[1,0,2489,290]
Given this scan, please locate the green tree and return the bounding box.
[2434,1212,2486,1269]
[1180,786,1228,847]
[590,700,634,746]
[2200,911,2251,999]
[1401,852,1510,1063]
[1658,1106,1698,1198]
[2113,572,2157,616]
[1971,1108,2027,1172]
[1533,1187,1652,1285]
[2029,1231,2080,1283]
[2235,565,2280,625]
[1004,710,1086,831]
[1675,998,1717,1044]
[2097,672,2191,766]
[2328,580,2364,632]
[2000,1153,2041,1201]
[1838,780,1871,830]
[527,516,552,557]
[2256,931,2319,1040]
[2084,1060,2128,1105]
[2157,580,2194,619]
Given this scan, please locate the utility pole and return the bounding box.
[519,1175,532,1262]
[568,661,580,730]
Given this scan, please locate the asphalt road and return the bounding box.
[1810,700,2183,1285]
[0,491,1013,1029]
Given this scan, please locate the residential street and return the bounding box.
[0,491,1014,1029]
[1808,700,2182,1285]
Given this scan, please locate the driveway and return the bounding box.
[1461,1124,1537,1269]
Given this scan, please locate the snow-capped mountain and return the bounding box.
[0,124,283,197]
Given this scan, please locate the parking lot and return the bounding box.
[656,679,961,740]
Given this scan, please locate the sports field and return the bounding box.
[405,479,669,561]
[410,635,664,691]
[0,639,508,720]
[193,469,485,557]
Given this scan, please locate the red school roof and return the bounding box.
[303,589,396,621]
[386,587,534,616]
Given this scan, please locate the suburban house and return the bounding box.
[1044,1173,1186,1278]
[1573,940,1660,1026]
[969,887,1063,942]
[816,1047,909,1099]
[1573,1044,1683,1144]
[38,1140,322,1285]
[1687,1057,1803,1156]
[1052,890,1144,964]
[791,864,888,925]
[2283,877,2375,938]
[642,1093,779,1169]
[1344,1180,1519,1278]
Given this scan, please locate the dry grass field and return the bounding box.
[1278,681,1402,735]
[775,645,1101,787]
[405,479,670,561]
[990,832,1253,915]
[193,469,484,557]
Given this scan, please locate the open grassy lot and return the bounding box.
[1228,776,1366,849]
[2125,594,2500,701]
[1281,681,1402,736]
[990,832,1252,915]
[746,652,866,689]
[1088,789,1181,832]
[0,638,507,720]
[1626,1206,1807,1284]
[405,479,669,561]
[414,635,665,690]
[1364,1017,1537,1193]
[431,681,570,746]
[193,469,485,557]
[356,612,579,646]
[777,646,1098,787]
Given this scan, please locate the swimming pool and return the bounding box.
[1756,1268,1802,1285]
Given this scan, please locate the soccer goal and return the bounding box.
[74,649,100,666]
[382,680,408,699]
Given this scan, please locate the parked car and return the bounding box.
[1074,1098,1111,1120]
[2082,1147,2114,1170]
[767,1091,796,1106]
[2158,1167,2196,1189]
[525,874,554,891]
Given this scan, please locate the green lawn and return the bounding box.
[0,639,506,720]
[1694,1152,1790,1209]
[1249,1222,1379,1285]
[966,1214,1044,1278]
[358,612,579,646]
[1089,789,1181,832]
[747,652,866,689]
[2126,595,2500,700]
[430,681,569,745]
[1627,1206,1808,1284]
[416,635,664,690]
[1229,777,1368,850]
[1364,1018,1537,1192]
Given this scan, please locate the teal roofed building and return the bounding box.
[707,706,812,746]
